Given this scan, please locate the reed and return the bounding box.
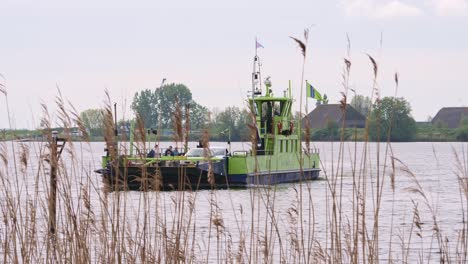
[0,47,467,264]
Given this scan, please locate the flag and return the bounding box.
[256,39,264,49]
[306,82,322,101]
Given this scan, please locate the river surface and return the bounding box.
[0,141,466,263]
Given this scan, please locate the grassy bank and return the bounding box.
[4,126,467,143]
[308,125,467,142]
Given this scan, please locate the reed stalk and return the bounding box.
[0,43,466,264]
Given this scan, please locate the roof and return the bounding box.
[432,107,468,128]
[302,104,366,129]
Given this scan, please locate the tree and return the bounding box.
[80,108,104,137]
[350,95,372,116]
[456,126,468,141]
[214,106,241,140]
[131,83,199,129]
[456,117,468,141]
[237,109,254,141]
[368,97,416,142]
[157,83,193,128]
[210,107,256,141]
[189,102,209,130]
[131,90,158,128]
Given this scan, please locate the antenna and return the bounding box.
[252,56,262,97]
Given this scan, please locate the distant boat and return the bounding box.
[95,54,320,191]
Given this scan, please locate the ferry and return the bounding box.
[96,54,320,191]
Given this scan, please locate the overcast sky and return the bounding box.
[1,0,467,129]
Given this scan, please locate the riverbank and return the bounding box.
[2,123,468,142]
[310,125,468,142]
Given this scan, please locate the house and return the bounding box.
[302,104,366,129]
[432,107,468,128]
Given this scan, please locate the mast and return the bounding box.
[252,55,262,97]
[252,37,263,98]
[251,40,263,149]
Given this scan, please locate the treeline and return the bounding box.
[74,83,467,142]
[78,83,254,141]
[5,83,465,142]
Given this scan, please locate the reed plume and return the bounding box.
[0,75,6,95]
[172,95,183,144]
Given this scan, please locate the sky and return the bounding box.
[0,0,467,129]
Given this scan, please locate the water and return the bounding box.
[0,140,466,263]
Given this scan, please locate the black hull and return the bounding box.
[101,161,230,191]
[99,161,320,191]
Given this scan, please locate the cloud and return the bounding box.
[342,0,424,18]
[431,0,468,16]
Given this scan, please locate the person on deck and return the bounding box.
[147,144,160,158]
[173,147,179,156]
[164,146,174,156]
[155,144,160,157]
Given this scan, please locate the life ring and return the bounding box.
[289,122,294,134]
[277,122,282,133]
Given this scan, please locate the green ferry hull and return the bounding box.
[228,169,320,186]
[100,152,320,191]
[227,152,320,186]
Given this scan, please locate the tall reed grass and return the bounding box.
[0,52,467,264]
